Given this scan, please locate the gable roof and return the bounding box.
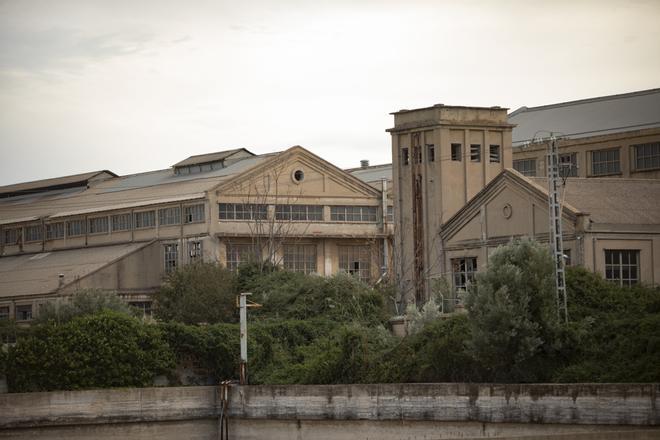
[509,88,660,146]
[346,163,393,184]
[0,170,117,199]
[172,148,254,167]
[214,146,382,198]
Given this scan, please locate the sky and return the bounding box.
[1,0,659,186]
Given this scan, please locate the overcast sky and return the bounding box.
[1,0,659,185]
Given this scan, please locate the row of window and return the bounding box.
[2,204,205,245]
[450,249,640,292]
[513,142,660,177]
[224,243,372,282]
[218,204,384,223]
[401,143,501,165]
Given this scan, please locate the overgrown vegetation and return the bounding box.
[3,241,659,392]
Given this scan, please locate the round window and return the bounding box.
[292,169,305,183]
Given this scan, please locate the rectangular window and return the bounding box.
[25,225,42,242]
[226,243,260,270]
[46,222,65,240]
[66,219,86,237]
[159,207,181,226]
[559,153,578,177]
[15,304,32,321]
[111,214,131,232]
[634,142,660,170]
[470,144,481,162]
[3,228,19,245]
[427,144,435,162]
[184,204,205,223]
[489,145,501,163]
[402,148,409,165]
[451,143,462,161]
[330,206,377,222]
[275,205,323,221]
[451,257,477,291]
[134,211,156,229]
[88,216,109,234]
[605,249,639,287]
[129,301,152,317]
[189,240,203,263]
[283,244,317,274]
[513,159,537,177]
[386,205,394,223]
[591,148,620,176]
[164,243,178,274]
[0,306,9,320]
[338,245,371,283]
[218,203,268,220]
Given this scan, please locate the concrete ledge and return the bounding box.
[1,383,658,430]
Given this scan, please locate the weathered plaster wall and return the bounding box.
[1,383,659,439]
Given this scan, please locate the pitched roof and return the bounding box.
[346,163,392,183]
[0,170,117,199]
[172,148,253,167]
[509,88,660,146]
[0,242,152,299]
[529,177,660,225]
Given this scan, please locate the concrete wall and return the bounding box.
[1,383,659,439]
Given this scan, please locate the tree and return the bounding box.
[36,288,136,323]
[154,262,238,324]
[464,238,560,382]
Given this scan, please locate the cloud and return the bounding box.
[0,27,154,74]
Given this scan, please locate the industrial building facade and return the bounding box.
[0,146,393,322]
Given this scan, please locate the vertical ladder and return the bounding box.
[547,136,568,322]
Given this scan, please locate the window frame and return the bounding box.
[66,219,86,237]
[330,205,378,222]
[218,203,268,221]
[559,152,578,177]
[338,245,372,283]
[46,222,65,240]
[188,240,203,263]
[451,143,462,162]
[604,249,640,287]
[513,158,537,177]
[158,206,181,226]
[163,243,178,274]
[451,257,477,291]
[111,213,132,232]
[633,142,660,171]
[275,205,324,222]
[15,304,33,321]
[489,144,501,163]
[3,228,19,245]
[470,144,481,162]
[24,224,43,242]
[283,244,317,274]
[184,204,205,224]
[427,144,435,162]
[590,148,621,176]
[134,210,156,229]
[226,243,260,271]
[0,305,9,320]
[401,147,409,166]
[88,216,109,235]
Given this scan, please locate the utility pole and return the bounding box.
[238,292,261,385]
[546,135,568,323]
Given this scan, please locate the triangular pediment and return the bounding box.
[215,146,381,202]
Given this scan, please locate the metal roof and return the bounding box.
[0,170,117,198]
[509,88,660,146]
[172,148,253,167]
[0,242,151,299]
[346,164,393,183]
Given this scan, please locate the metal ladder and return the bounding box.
[547,136,568,323]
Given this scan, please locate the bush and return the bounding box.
[36,289,137,323]
[249,271,388,325]
[154,262,238,324]
[6,311,174,392]
[464,239,560,382]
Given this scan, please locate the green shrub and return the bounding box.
[6,311,174,392]
[154,262,238,324]
[464,239,560,382]
[36,289,137,323]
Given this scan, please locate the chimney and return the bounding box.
[360,160,369,168]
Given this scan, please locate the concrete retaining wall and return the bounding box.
[1,383,659,439]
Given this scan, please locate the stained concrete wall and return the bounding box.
[1,383,659,440]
